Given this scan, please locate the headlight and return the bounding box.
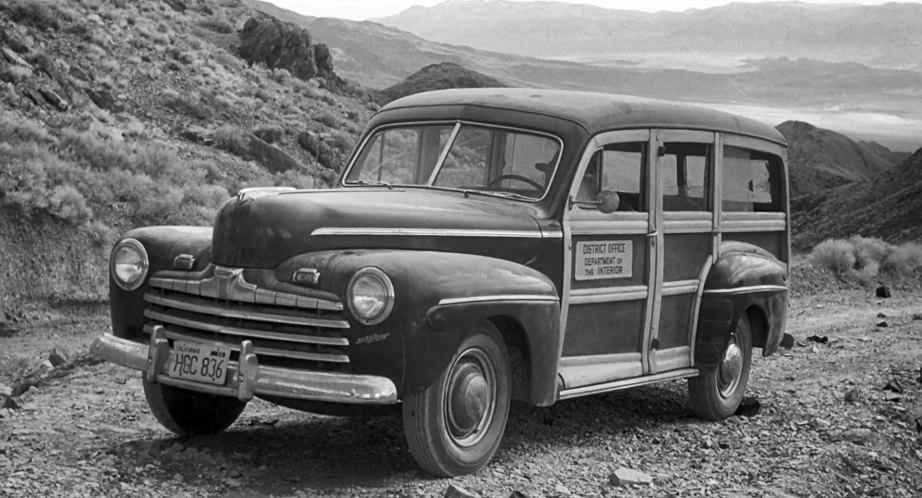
[110,238,149,291]
[347,267,394,325]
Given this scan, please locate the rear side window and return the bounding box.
[722,146,783,212]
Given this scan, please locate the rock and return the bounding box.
[807,335,828,344]
[883,391,902,402]
[779,333,795,349]
[876,320,888,328]
[163,0,187,12]
[444,484,480,498]
[913,312,922,321]
[884,378,903,394]
[1,46,32,68]
[297,130,338,170]
[509,491,532,498]
[238,17,321,81]
[844,388,860,403]
[841,428,874,445]
[0,320,18,338]
[246,134,303,173]
[553,484,570,495]
[875,285,891,298]
[314,44,334,75]
[48,346,72,367]
[735,396,761,417]
[83,87,120,111]
[609,467,653,486]
[876,312,887,318]
[39,87,69,111]
[181,125,213,145]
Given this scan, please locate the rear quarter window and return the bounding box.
[722,146,783,212]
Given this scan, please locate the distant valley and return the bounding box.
[252,0,922,151]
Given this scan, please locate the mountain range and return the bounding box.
[250,0,922,152]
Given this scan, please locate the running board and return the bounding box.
[557,368,699,400]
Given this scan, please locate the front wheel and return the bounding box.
[687,315,753,420]
[142,376,247,436]
[402,321,512,477]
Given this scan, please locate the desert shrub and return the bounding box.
[213,125,251,157]
[161,90,214,121]
[881,243,922,274]
[199,19,234,33]
[314,109,341,128]
[253,125,283,144]
[3,0,65,31]
[809,239,855,275]
[271,68,292,85]
[48,184,92,226]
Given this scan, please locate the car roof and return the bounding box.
[381,88,786,145]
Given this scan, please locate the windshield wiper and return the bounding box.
[345,179,393,189]
[467,190,534,201]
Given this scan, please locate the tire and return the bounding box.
[142,376,247,436]
[688,315,753,420]
[402,321,512,477]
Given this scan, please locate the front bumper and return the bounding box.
[91,326,398,404]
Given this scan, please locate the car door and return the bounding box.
[652,130,716,373]
[558,130,657,395]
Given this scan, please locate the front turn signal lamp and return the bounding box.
[347,267,394,325]
[110,238,149,291]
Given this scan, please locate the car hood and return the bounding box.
[211,188,547,268]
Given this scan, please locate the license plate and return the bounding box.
[167,340,230,385]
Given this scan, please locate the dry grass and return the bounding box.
[809,236,922,279]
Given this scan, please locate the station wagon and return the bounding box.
[93,88,790,477]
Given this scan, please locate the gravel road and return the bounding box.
[2,289,921,497]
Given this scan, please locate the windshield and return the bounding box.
[344,123,562,200]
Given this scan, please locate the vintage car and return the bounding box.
[93,88,790,477]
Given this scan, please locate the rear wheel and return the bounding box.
[402,321,512,477]
[143,376,247,436]
[688,315,753,420]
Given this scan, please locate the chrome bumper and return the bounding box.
[90,326,398,404]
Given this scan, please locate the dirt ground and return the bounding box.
[2,288,921,498]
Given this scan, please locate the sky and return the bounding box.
[270,0,919,21]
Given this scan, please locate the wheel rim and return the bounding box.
[717,331,743,399]
[444,347,497,447]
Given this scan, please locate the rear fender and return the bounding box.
[695,242,788,367]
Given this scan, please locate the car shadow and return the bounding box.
[106,381,697,494]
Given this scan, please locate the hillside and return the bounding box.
[792,147,922,249]
[377,62,507,104]
[777,121,909,197]
[0,0,374,309]
[375,0,922,71]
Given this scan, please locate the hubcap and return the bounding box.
[717,332,743,398]
[445,348,496,447]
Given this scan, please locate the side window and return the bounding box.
[723,146,782,212]
[661,142,709,212]
[576,142,646,212]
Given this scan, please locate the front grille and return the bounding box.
[143,271,351,371]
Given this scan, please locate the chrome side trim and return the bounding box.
[144,294,350,331]
[540,230,564,238]
[558,368,699,400]
[702,285,788,295]
[310,227,547,239]
[150,272,343,312]
[143,310,350,348]
[143,325,350,363]
[661,279,700,296]
[569,285,647,304]
[569,218,648,235]
[720,213,787,232]
[438,295,559,306]
[91,334,396,404]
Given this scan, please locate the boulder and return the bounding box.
[609,467,653,486]
[238,17,319,81]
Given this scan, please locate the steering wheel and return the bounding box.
[486,174,543,190]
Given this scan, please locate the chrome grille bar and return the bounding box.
[144,309,350,347]
[144,293,350,330]
[150,273,343,312]
[142,325,350,363]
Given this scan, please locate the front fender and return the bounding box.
[298,250,560,402]
[695,242,788,367]
[110,226,213,342]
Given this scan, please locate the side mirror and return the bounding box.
[597,190,621,214]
